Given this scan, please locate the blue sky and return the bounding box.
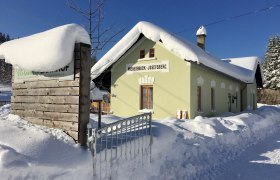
[0,0,280,60]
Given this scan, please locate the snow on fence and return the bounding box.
[88,113,153,180]
[10,43,91,145]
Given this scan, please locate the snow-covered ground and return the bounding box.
[0,103,280,179]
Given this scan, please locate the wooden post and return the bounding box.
[98,101,102,128]
[78,43,91,146]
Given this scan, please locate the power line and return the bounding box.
[91,4,280,79]
[175,4,280,34]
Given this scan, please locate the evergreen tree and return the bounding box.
[262,36,280,89]
[0,32,12,85]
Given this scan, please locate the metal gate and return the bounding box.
[87,113,153,179]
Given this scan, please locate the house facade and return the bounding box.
[91,21,262,119]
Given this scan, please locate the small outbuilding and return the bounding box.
[0,24,91,145]
[91,21,263,119]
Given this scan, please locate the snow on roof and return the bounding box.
[91,21,258,83]
[222,56,259,71]
[196,26,207,36]
[223,56,263,85]
[0,24,90,72]
[90,82,103,101]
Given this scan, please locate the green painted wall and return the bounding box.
[244,80,257,110]
[111,38,191,119]
[189,63,243,118]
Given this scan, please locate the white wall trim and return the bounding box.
[138,75,155,85]
[220,82,225,89]
[139,109,154,113]
[138,57,157,61]
[211,80,216,87]
[197,76,204,86]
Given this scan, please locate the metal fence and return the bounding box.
[88,113,152,179]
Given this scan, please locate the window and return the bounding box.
[141,85,153,109]
[252,93,255,110]
[211,88,215,111]
[236,92,238,109]
[228,94,232,112]
[140,50,145,59]
[197,86,202,112]
[149,48,155,58]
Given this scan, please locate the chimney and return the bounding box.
[196,26,207,50]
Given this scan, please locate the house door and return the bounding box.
[228,94,232,112]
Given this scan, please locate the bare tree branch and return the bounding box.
[66,0,89,19]
[99,27,126,50]
[66,0,125,57]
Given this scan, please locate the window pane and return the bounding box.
[236,92,238,108]
[142,87,147,109]
[211,88,215,110]
[149,48,155,58]
[140,86,153,110]
[148,87,153,109]
[140,50,145,59]
[197,86,201,111]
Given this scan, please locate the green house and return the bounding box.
[91,21,263,119]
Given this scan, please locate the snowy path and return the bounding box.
[216,130,280,180]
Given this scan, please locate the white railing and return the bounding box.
[88,113,152,179]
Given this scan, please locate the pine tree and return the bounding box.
[262,36,280,89]
[0,32,12,86]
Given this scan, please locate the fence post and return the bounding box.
[91,129,97,176]
[148,113,152,136]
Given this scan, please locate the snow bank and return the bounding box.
[1,104,280,179]
[141,106,280,180]
[0,24,90,72]
[91,21,259,83]
[0,104,93,179]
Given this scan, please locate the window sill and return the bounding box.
[197,111,204,114]
[139,109,154,113]
[138,57,157,61]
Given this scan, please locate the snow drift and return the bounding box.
[1,104,280,179]
[0,24,90,72]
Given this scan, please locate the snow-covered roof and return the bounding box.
[91,21,259,83]
[196,26,207,36]
[0,24,90,72]
[222,56,259,71]
[90,82,103,101]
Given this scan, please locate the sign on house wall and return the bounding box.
[126,61,169,74]
[14,60,74,83]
